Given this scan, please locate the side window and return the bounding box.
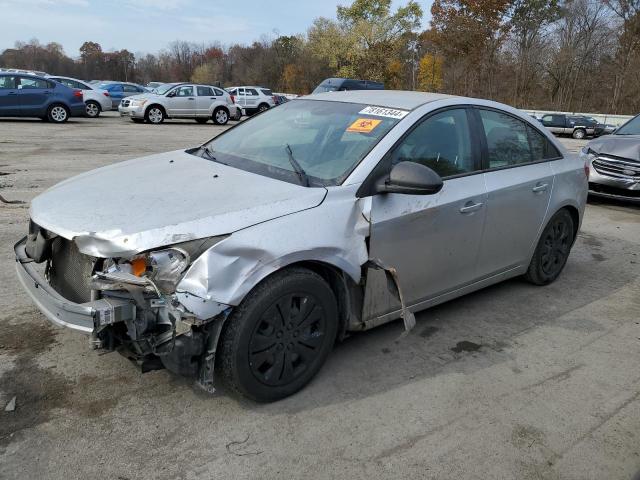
[197,86,213,96]
[541,115,552,125]
[478,109,533,168]
[123,84,138,93]
[18,77,50,89]
[111,84,123,92]
[0,76,16,89]
[389,108,475,177]
[175,86,194,97]
[246,88,258,96]
[528,126,561,160]
[213,88,224,96]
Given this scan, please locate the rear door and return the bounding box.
[474,108,556,277]
[0,75,20,115]
[541,114,566,135]
[17,76,54,116]
[196,86,215,116]
[363,108,487,319]
[244,88,259,109]
[166,85,195,117]
[109,84,123,108]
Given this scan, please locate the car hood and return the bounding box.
[588,135,640,161]
[30,150,327,257]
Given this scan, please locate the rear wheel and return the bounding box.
[85,101,101,118]
[525,209,575,285]
[195,118,209,124]
[572,128,586,139]
[257,103,269,113]
[218,267,338,402]
[47,104,69,123]
[145,106,165,124]
[212,107,229,125]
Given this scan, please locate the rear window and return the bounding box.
[260,88,273,96]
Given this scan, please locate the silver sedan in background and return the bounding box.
[15,91,587,402]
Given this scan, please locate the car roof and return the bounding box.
[303,90,456,111]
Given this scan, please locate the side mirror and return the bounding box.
[375,161,443,195]
[166,91,176,97]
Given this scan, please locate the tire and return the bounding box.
[85,101,101,118]
[47,104,69,123]
[572,128,586,139]
[195,118,209,124]
[232,108,242,121]
[257,103,269,113]
[145,105,165,124]
[212,107,229,125]
[525,209,575,285]
[218,267,338,402]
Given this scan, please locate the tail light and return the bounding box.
[230,95,235,104]
[272,96,277,104]
[103,92,110,97]
[73,89,83,99]
[584,163,590,178]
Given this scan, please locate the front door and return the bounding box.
[166,85,195,117]
[363,108,487,320]
[0,75,20,115]
[474,108,555,277]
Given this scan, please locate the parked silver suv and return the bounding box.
[15,91,587,402]
[119,83,238,125]
[226,86,275,116]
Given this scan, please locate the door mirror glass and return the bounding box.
[375,161,443,195]
[166,90,176,97]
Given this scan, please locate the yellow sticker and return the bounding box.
[347,118,382,133]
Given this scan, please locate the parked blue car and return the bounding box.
[0,73,85,123]
[98,82,147,109]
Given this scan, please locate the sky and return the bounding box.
[0,0,434,57]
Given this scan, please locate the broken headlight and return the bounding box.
[145,248,190,293]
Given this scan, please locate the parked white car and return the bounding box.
[225,86,276,116]
[118,83,238,125]
[47,76,112,118]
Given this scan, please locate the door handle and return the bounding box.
[532,183,549,193]
[43,90,52,94]
[459,201,484,214]
[188,97,195,100]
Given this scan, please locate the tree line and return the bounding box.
[1,0,639,114]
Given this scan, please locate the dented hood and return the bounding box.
[588,134,640,161]
[30,150,327,257]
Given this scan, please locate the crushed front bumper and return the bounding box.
[14,237,135,334]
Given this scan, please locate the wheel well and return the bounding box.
[213,105,229,115]
[258,102,269,109]
[145,103,166,116]
[85,100,100,109]
[272,261,362,340]
[48,102,68,112]
[560,205,580,240]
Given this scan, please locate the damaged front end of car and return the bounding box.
[14,221,231,392]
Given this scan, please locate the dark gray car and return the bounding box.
[583,114,640,200]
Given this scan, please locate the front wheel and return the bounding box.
[47,104,69,123]
[218,267,338,402]
[212,107,229,125]
[525,209,575,285]
[85,101,101,118]
[572,128,586,139]
[145,106,165,124]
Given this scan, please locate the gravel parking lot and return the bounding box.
[1,112,639,480]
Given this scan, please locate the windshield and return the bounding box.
[312,84,339,94]
[155,83,177,95]
[199,99,403,186]
[615,114,640,135]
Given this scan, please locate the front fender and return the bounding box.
[176,186,371,308]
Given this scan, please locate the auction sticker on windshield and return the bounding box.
[347,118,382,133]
[359,106,409,119]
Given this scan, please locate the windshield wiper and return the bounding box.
[201,145,217,161]
[285,144,310,187]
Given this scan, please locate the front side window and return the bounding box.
[0,76,16,89]
[175,86,193,97]
[201,99,402,186]
[389,108,475,178]
[197,86,213,96]
[479,109,533,168]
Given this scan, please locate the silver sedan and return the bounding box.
[15,91,588,401]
